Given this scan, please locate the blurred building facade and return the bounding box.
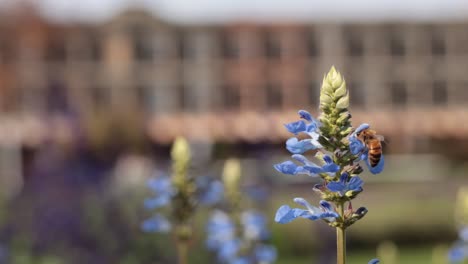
[0,9,467,148]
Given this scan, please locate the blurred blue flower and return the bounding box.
[144,177,174,210]
[142,174,224,235]
[254,244,277,263]
[275,198,339,224]
[206,209,276,264]
[141,214,171,233]
[242,211,269,240]
[197,178,224,205]
[449,226,468,263]
[368,259,380,264]
[206,210,236,250]
[327,173,363,196]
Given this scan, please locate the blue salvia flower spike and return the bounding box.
[273,67,386,264]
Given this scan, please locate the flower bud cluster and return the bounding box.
[141,137,223,242]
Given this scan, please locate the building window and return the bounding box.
[266,82,282,109]
[223,84,240,110]
[132,27,154,61]
[46,38,66,62]
[432,81,447,106]
[431,31,445,56]
[265,31,281,59]
[344,28,364,57]
[222,34,240,59]
[307,31,318,57]
[390,81,407,107]
[85,33,102,61]
[389,30,405,56]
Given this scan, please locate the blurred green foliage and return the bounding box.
[2,178,462,263]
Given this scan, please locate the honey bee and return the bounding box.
[355,126,385,169]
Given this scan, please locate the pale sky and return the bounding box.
[1,0,468,24]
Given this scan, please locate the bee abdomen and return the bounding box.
[368,151,381,167]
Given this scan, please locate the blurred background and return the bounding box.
[0,0,466,263]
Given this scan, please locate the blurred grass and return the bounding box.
[277,245,440,264]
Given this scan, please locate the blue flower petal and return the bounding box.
[368,259,380,264]
[306,122,319,132]
[198,180,224,205]
[144,196,171,210]
[323,155,333,164]
[286,137,318,154]
[355,123,370,134]
[231,257,250,264]
[339,172,349,183]
[141,214,171,233]
[298,110,313,121]
[319,211,340,219]
[147,177,172,193]
[327,181,346,193]
[274,205,308,224]
[255,244,277,263]
[359,155,367,166]
[319,200,334,211]
[284,120,307,134]
[218,239,241,262]
[367,154,384,174]
[274,161,299,175]
[348,176,364,191]
[322,163,340,173]
[293,197,320,214]
[349,136,365,155]
[294,166,313,176]
[242,211,269,240]
[448,246,466,262]
[291,154,314,165]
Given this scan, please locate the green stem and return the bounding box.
[337,203,346,264]
[176,239,189,264]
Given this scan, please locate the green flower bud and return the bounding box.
[340,127,353,136]
[171,137,191,167]
[455,186,468,225]
[336,92,349,109]
[337,111,351,124]
[320,93,333,105]
[222,159,242,204]
[334,82,347,98]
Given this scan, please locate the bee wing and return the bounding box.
[375,135,385,141]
